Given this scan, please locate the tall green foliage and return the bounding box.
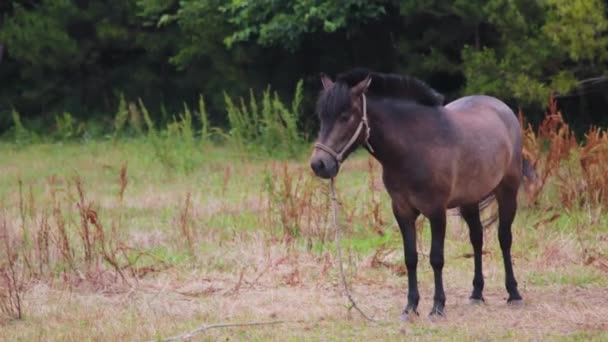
[11,109,31,145]
[54,112,83,141]
[198,95,211,144]
[137,98,203,173]
[113,95,129,140]
[224,80,305,158]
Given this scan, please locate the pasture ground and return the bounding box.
[1,141,607,341]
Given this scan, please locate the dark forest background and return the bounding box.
[1,0,607,137]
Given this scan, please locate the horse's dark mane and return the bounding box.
[336,68,444,107]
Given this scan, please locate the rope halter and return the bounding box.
[314,93,374,165]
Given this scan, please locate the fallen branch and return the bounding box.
[162,320,286,341]
[329,178,376,322]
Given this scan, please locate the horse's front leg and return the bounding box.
[392,203,420,321]
[429,209,447,317]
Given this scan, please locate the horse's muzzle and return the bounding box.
[310,154,339,179]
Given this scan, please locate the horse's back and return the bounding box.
[445,95,522,150]
[446,95,519,129]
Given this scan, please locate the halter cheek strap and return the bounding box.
[314,94,374,164]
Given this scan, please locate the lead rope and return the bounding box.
[330,177,376,322]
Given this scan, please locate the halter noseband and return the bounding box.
[314,93,374,164]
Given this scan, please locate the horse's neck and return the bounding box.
[365,101,441,166]
[365,105,407,165]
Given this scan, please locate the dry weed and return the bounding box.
[0,218,24,320]
[521,96,608,211]
[263,162,330,245]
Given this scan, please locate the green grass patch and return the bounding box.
[526,267,608,287]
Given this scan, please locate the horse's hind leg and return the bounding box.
[495,178,523,303]
[460,204,485,303]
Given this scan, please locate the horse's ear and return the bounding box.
[320,73,334,90]
[352,75,372,96]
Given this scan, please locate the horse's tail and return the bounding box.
[522,157,537,183]
[477,193,498,227]
[451,193,498,227]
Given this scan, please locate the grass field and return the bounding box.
[0,138,607,341]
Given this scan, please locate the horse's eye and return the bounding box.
[339,112,350,122]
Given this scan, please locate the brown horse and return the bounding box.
[310,69,534,320]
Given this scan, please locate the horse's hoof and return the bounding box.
[507,299,524,306]
[429,306,446,321]
[428,311,446,322]
[400,308,419,322]
[469,297,485,305]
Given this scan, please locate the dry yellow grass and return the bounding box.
[2,247,607,341]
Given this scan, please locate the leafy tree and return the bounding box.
[0,0,181,126]
[462,0,608,109]
[220,0,386,50]
[1,0,607,134]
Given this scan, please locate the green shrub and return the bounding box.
[11,109,38,145]
[55,112,84,141]
[113,94,129,140]
[223,80,305,158]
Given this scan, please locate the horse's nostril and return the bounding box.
[311,159,325,173]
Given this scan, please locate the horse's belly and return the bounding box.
[446,178,501,208]
[447,138,512,207]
